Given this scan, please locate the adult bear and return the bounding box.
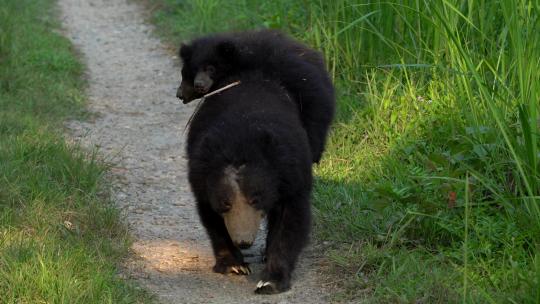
[178,29,335,164]
[186,69,313,294]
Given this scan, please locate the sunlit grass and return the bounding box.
[0,0,150,302]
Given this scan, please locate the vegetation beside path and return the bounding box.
[148,0,540,302]
[0,0,149,302]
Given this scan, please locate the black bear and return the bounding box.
[177,29,335,163]
[186,69,313,294]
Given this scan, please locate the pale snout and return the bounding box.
[222,199,264,249]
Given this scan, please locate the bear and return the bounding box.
[186,69,313,294]
[177,29,335,164]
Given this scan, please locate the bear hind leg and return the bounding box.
[197,202,251,275]
[255,198,311,294]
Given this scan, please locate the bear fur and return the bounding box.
[178,29,335,163]
[186,70,313,294]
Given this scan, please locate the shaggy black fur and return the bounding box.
[186,70,313,294]
[178,29,335,163]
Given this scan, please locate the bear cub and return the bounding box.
[186,67,313,294]
[178,29,335,163]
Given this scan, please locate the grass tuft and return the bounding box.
[0,0,150,302]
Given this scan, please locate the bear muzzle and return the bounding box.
[222,198,264,249]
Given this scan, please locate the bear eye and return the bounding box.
[206,65,216,74]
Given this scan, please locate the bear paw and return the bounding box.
[254,280,289,294]
[213,262,251,275]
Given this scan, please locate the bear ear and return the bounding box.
[216,40,237,59]
[179,43,192,60]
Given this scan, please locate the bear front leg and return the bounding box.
[255,198,311,294]
[196,202,251,275]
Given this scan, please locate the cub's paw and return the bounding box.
[213,262,251,275]
[254,280,290,294]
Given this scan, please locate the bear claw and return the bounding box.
[230,265,251,275]
[255,280,280,294]
[213,261,251,275]
[256,280,271,288]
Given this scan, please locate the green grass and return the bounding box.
[146,0,540,302]
[0,0,150,302]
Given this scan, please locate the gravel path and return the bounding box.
[59,0,330,303]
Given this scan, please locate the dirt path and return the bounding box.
[59,0,330,303]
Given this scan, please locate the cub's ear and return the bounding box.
[216,40,237,59]
[179,43,192,60]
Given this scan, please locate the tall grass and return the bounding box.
[149,0,539,302]
[0,0,149,302]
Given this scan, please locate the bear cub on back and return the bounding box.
[178,29,335,163]
[186,68,313,294]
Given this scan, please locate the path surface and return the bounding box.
[59,0,330,303]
